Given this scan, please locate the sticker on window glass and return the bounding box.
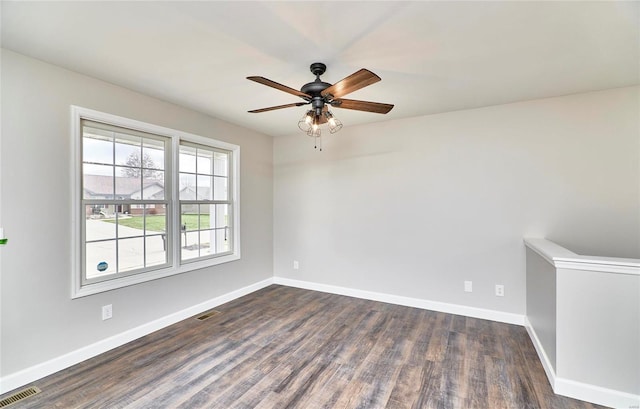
[97,261,108,272]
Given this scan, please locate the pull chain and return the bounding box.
[313,135,323,151]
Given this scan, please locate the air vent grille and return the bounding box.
[0,386,41,407]
[196,310,221,321]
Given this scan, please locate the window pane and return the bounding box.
[181,208,198,231]
[213,176,228,200]
[199,230,213,256]
[216,204,229,228]
[84,163,114,176]
[179,145,197,173]
[197,175,212,200]
[118,237,144,272]
[179,174,196,199]
[213,152,228,177]
[83,132,113,165]
[143,138,164,170]
[143,173,165,200]
[199,204,213,229]
[84,164,114,200]
[181,230,199,260]
[115,133,142,168]
[86,240,116,279]
[115,167,141,200]
[85,208,116,241]
[178,203,231,261]
[117,214,143,238]
[145,205,166,233]
[196,149,213,175]
[146,235,167,267]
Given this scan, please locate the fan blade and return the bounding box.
[248,102,307,113]
[247,76,311,99]
[331,98,394,114]
[321,69,381,99]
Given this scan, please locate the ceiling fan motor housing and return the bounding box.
[301,81,331,97]
[302,62,332,115]
[301,62,332,98]
[301,81,332,97]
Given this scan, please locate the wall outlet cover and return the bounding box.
[102,304,113,320]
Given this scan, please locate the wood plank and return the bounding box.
[1,285,609,409]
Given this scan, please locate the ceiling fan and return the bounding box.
[247,62,393,148]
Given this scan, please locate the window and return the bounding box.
[72,106,240,298]
[82,121,169,283]
[179,143,233,262]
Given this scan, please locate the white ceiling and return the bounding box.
[2,1,638,137]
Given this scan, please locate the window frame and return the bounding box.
[81,120,172,285]
[71,106,240,298]
[178,141,234,263]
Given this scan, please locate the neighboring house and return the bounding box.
[83,175,213,217]
[177,186,212,215]
[83,175,166,216]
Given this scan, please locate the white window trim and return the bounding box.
[71,106,241,298]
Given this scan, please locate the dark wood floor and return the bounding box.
[3,285,607,408]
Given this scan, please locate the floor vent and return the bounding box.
[196,310,221,321]
[0,386,41,407]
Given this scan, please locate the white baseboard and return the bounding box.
[0,277,275,395]
[524,317,640,409]
[555,377,640,409]
[524,317,557,387]
[273,276,525,325]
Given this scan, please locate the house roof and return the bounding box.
[84,175,164,197]
[178,186,211,201]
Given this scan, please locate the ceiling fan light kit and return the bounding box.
[248,62,393,150]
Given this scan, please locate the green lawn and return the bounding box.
[103,214,209,231]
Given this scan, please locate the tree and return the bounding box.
[121,152,162,179]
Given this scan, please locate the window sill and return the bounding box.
[71,252,241,299]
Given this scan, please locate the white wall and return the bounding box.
[0,50,273,377]
[524,238,639,407]
[556,267,640,397]
[525,247,557,372]
[274,86,640,315]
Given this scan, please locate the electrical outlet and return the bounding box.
[102,304,113,320]
[495,285,504,297]
[293,260,299,270]
[464,281,472,292]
